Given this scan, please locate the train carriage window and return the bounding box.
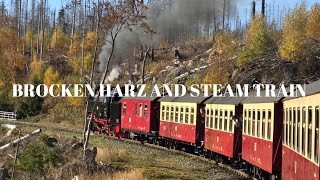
[166,106,170,121]
[224,110,228,131]
[161,105,165,120]
[252,110,256,137]
[139,104,143,117]
[267,110,272,140]
[210,109,214,129]
[262,110,266,139]
[293,108,296,150]
[314,106,319,163]
[215,110,218,129]
[206,108,209,128]
[175,107,179,122]
[180,107,184,123]
[123,103,127,115]
[229,111,234,132]
[284,109,288,145]
[144,104,148,117]
[302,107,306,155]
[244,110,247,134]
[190,107,195,125]
[170,106,174,122]
[308,107,312,159]
[257,110,261,138]
[297,108,301,153]
[219,110,223,130]
[135,103,138,116]
[289,108,292,147]
[248,110,252,135]
[185,107,189,124]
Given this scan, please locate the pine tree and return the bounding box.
[237,16,275,66]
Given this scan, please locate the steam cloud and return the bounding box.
[99,0,239,83]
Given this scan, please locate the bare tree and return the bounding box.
[70,0,77,48]
[81,0,87,78]
[83,0,149,151]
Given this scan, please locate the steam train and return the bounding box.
[87,81,320,180]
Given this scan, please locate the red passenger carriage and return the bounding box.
[121,94,161,141]
[203,96,245,162]
[159,94,209,152]
[282,80,320,180]
[241,95,284,179]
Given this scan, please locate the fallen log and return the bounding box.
[0,129,42,151]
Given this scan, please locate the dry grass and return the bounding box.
[95,147,128,164]
[77,170,145,180]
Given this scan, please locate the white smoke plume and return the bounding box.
[105,66,122,83]
[98,0,240,83]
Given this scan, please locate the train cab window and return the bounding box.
[139,104,143,117]
[206,108,210,128]
[229,111,234,132]
[248,110,252,135]
[170,106,174,121]
[175,107,179,122]
[185,107,189,124]
[262,110,266,139]
[252,110,256,137]
[190,107,195,125]
[293,108,296,150]
[224,110,228,131]
[161,105,165,120]
[267,110,272,140]
[123,103,127,115]
[210,109,214,129]
[315,107,319,164]
[307,107,312,159]
[302,107,306,155]
[219,110,223,130]
[166,106,170,121]
[257,110,261,137]
[297,108,301,153]
[244,110,247,134]
[180,107,184,123]
[144,104,148,117]
[214,110,218,129]
[289,108,292,147]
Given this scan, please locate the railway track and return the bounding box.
[0,120,254,179]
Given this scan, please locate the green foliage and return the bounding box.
[279,4,308,62]
[50,26,70,54]
[0,85,14,112]
[213,31,237,60]
[15,134,62,176]
[237,16,275,66]
[306,4,320,41]
[47,100,83,125]
[185,73,203,90]
[16,75,44,119]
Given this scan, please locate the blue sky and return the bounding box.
[47,0,319,10]
[3,0,320,17]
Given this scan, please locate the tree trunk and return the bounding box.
[262,0,266,16]
[71,0,77,48]
[222,0,226,31]
[83,0,101,150]
[142,46,150,84]
[252,0,256,18]
[81,0,87,78]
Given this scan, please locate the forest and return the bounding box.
[0,0,320,125]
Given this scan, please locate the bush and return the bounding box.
[15,134,63,176]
